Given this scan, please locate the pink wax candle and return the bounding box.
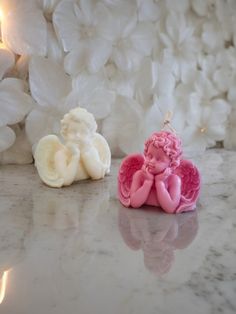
[118,131,201,214]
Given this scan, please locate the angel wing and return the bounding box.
[118,154,144,207]
[174,159,201,213]
[34,135,67,188]
[93,133,111,175]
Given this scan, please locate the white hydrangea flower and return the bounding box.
[198,48,236,95]
[159,11,201,80]
[26,56,72,148]
[102,95,145,156]
[0,0,63,63]
[0,0,47,56]
[0,78,33,152]
[183,99,230,152]
[54,0,114,74]
[175,70,230,151]
[0,0,236,159]
[0,43,15,80]
[110,1,155,73]
[65,71,116,120]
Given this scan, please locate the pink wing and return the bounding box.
[174,159,201,213]
[118,154,144,207]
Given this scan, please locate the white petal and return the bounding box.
[213,68,232,93]
[65,38,111,75]
[194,74,218,100]
[53,0,81,52]
[0,79,33,127]
[109,1,137,38]
[137,0,160,22]
[202,21,224,52]
[209,99,230,124]
[47,22,65,64]
[165,0,189,13]
[94,2,117,41]
[1,0,47,56]
[104,63,135,98]
[0,124,33,164]
[25,108,61,145]
[80,0,94,24]
[207,125,226,141]
[0,78,26,92]
[183,127,207,152]
[135,58,154,108]
[86,88,114,119]
[102,96,144,155]
[0,44,15,80]
[15,55,30,81]
[68,73,115,119]
[130,22,155,56]
[64,45,87,76]
[37,0,61,15]
[87,38,112,73]
[155,62,176,95]
[72,73,99,102]
[112,45,143,72]
[191,0,210,16]
[29,56,71,107]
[165,12,180,42]
[159,33,173,49]
[0,126,16,152]
[143,104,163,136]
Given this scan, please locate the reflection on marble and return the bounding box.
[0,149,236,314]
[119,207,198,275]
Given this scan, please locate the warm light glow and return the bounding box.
[200,127,207,133]
[0,9,3,22]
[0,271,9,304]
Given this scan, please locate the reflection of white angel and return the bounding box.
[34,107,111,187]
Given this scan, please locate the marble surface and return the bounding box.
[0,149,236,314]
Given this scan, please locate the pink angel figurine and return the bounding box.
[118,131,201,214]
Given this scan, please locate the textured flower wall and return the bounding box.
[0,0,236,164]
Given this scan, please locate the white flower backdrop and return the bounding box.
[0,0,236,164]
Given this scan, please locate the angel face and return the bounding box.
[64,120,92,142]
[61,108,97,143]
[144,144,170,174]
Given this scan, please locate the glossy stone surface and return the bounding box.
[0,149,236,314]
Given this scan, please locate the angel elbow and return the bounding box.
[130,195,143,208]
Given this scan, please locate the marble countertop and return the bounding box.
[0,149,236,314]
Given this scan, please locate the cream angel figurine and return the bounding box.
[34,107,111,188]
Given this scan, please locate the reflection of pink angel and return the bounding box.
[118,131,201,213]
[118,207,198,275]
